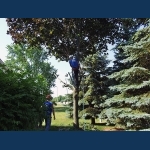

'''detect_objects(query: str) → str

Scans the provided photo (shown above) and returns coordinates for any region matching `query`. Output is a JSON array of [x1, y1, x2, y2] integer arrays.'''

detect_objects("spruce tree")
[[100, 24, 150, 130], [79, 52, 110, 125]]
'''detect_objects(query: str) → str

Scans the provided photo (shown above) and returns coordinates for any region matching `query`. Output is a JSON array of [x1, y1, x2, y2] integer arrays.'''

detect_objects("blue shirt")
[[44, 101, 52, 115], [70, 58, 79, 68]]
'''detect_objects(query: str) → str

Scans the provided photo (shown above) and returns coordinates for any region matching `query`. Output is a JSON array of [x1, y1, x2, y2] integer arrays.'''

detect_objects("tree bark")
[[91, 117, 95, 125], [57, 77, 80, 129], [73, 87, 79, 129]]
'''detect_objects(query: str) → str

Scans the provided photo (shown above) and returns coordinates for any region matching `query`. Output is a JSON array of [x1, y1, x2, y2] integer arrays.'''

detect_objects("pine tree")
[[100, 24, 150, 130], [108, 19, 148, 98], [79, 52, 110, 125]]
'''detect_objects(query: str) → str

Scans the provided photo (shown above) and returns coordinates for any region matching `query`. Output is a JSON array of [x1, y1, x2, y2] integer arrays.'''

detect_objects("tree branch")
[[57, 77, 74, 91]]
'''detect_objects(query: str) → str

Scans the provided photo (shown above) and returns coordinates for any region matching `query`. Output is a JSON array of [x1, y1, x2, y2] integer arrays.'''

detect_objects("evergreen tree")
[[100, 24, 150, 130], [109, 19, 148, 103], [79, 52, 110, 125]]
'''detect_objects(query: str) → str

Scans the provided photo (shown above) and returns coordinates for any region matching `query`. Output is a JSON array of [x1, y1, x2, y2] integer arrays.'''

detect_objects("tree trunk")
[[73, 87, 79, 129], [72, 20, 81, 129], [91, 117, 95, 125]]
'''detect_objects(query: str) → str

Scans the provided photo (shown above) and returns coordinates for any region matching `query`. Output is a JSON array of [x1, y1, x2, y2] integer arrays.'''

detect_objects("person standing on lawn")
[[44, 94, 55, 131]]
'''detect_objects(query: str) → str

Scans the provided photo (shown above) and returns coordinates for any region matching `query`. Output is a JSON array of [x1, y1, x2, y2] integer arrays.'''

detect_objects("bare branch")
[[57, 77, 74, 91]]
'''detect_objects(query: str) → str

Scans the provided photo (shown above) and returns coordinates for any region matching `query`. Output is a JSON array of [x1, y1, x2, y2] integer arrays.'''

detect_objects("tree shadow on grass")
[[36, 124, 123, 131], [94, 123, 125, 131], [37, 125, 84, 131]]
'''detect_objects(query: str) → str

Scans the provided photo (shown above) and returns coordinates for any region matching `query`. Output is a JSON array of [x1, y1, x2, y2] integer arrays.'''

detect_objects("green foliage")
[[0, 44, 57, 130], [52, 94, 73, 118], [80, 107, 100, 119], [6, 18, 147, 61], [5, 44, 57, 89], [0, 64, 41, 130], [100, 25, 150, 130], [78, 52, 110, 124], [53, 95, 67, 102]]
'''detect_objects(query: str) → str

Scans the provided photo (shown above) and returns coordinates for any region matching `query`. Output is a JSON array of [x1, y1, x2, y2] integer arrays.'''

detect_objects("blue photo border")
[[1, 0, 150, 150], [0, 0, 150, 17], [0, 131, 150, 150]]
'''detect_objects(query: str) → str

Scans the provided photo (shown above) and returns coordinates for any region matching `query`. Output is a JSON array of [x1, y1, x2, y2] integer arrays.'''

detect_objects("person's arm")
[[52, 104, 55, 120], [69, 60, 72, 67]]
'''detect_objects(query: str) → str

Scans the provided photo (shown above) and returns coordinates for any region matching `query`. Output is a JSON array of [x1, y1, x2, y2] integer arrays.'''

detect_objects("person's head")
[[69, 55, 73, 60], [46, 94, 52, 101]]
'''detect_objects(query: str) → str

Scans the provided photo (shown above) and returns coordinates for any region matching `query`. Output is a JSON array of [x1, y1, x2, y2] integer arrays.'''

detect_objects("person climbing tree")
[[69, 55, 73, 67], [69, 55, 80, 86]]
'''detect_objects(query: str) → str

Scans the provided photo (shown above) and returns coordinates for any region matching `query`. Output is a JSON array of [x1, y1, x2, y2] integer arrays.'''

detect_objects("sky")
[[0, 18, 115, 97]]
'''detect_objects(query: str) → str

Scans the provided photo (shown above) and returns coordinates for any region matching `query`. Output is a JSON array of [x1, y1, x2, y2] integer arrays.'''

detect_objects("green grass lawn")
[[41, 103, 115, 131]]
